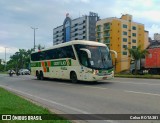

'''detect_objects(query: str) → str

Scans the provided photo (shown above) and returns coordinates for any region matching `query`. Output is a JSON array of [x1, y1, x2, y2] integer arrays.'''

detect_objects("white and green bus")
[[31, 40, 114, 82]]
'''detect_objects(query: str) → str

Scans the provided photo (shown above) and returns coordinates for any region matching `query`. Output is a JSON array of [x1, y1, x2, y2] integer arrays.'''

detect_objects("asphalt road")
[[0, 74, 160, 123]]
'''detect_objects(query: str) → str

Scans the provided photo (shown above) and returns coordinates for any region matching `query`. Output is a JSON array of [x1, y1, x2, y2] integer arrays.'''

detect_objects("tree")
[[7, 48, 34, 71], [128, 45, 149, 74]]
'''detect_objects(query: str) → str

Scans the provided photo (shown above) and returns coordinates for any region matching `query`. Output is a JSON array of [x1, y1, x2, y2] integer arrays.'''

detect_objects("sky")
[[0, 0, 160, 61]]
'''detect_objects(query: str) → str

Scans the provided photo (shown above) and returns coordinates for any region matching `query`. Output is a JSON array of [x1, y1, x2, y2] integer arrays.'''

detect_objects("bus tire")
[[39, 71, 44, 80], [70, 72, 78, 83], [36, 71, 40, 80]]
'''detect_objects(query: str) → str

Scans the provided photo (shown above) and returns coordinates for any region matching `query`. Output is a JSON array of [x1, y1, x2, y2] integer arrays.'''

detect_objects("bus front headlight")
[[93, 70, 98, 75]]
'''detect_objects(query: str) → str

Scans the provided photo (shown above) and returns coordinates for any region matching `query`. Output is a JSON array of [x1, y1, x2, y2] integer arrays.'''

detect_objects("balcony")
[[96, 28, 101, 32], [104, 38, 110, 44], [103, 33, 110, 37], [96, 35, 101, 39], [103, 23, 111, 30], [103, 26, 110, 31]]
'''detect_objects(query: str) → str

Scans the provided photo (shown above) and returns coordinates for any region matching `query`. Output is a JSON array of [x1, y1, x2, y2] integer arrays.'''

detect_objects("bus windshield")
[[74, 44, 113, 70]]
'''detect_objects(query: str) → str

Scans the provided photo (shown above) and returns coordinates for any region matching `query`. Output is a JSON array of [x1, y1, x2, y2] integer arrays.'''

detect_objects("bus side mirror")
[[80, 48, 91, 59], [110, 50, 117, 58], [130, 59, 135, 64]]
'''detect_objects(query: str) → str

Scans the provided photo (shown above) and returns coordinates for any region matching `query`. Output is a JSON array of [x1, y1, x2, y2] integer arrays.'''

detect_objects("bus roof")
[[32, 40, 107, 53]]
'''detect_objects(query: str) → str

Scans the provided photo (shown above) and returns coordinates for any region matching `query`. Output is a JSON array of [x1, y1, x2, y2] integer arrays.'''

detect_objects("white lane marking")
[[84, 86, 107, 90], [86, 86, 160, 97], [57, 83, 73, 86], [0, 85, 89, 114], [113, 81, 160, 86], [0, 85, 118, 123], [124, 90, 160, 97]]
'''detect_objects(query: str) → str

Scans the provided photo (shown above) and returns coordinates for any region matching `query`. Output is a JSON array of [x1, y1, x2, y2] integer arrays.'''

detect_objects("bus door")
[[79, 50, 90, 80]]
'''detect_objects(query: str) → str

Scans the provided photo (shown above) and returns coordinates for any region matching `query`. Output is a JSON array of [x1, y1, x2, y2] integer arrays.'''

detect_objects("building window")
[[75, 28, 78, 31], [123, 45, 127, 49], [123, 38, 127, 42], [123, 31, 127, 35], [132, 33, 136, 37], [75, 23, 78, 27], [123, 24, 127, 28], [132, 46, 136, 49], [132, 26, 136, 30], [132, 39, 136, 43], [123, 51, 127, 55]]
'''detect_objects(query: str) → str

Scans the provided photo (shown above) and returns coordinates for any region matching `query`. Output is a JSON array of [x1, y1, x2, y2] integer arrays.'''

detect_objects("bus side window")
[[66, 46, 76, 60], [57, 48, 64, 58], [39, 52, 43, 60]]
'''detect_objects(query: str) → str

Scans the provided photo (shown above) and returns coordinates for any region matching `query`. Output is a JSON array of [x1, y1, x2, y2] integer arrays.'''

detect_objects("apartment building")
[[96, 14, 149, 73], [53, 12, 99, 45]]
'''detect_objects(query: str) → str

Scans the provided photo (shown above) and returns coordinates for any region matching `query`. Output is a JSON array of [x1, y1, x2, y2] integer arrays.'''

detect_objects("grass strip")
[[0, 87, 71, 123]]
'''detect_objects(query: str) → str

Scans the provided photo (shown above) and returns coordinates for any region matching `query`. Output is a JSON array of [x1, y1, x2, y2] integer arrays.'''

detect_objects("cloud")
[[146, 24, 160, 39], [0, 0, 160, 61], [0, 46, 19, 61], [63, 0, 90, 3]]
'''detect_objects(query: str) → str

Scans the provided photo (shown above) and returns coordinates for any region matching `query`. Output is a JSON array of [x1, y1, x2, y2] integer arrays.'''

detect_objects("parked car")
[[19, 69, 30, 75]]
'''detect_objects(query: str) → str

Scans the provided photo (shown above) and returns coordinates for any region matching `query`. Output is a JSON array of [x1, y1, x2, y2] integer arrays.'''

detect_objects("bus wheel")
[[36, 71, 40, 80], [39, 72, 44, 80], [70, 72, 77, 83]]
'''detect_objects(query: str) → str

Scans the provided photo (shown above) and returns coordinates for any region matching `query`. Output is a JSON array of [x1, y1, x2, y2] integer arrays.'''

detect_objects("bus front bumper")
[[93, 72, 114, 81]]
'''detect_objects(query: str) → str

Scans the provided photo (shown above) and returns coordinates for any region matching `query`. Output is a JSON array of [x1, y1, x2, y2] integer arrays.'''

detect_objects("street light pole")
[[4, 47, 7, 71], [31, 27, 38, 50]]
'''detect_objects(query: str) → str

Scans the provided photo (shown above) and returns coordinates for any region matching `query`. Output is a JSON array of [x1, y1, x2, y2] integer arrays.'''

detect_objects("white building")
[[53, 12, 99, 45], [154, 33, 160, 40]]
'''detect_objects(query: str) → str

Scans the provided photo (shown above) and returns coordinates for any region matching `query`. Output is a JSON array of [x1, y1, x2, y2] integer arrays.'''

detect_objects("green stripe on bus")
[[51, 59, 71, 66], [31, 62, 41, 67], [47, 67, 49, 72], [31, 59, 71, 67], [45, 62, 47, 66]]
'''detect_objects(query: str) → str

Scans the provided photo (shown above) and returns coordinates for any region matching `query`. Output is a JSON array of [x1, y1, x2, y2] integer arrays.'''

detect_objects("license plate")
[[103, 77, 108, 80]]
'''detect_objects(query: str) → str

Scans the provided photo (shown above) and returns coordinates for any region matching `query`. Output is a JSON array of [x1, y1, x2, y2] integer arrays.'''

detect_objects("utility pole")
[[31, 27, 38, 50], [4, 47, 7, 71], [53, 29, 54, 45]]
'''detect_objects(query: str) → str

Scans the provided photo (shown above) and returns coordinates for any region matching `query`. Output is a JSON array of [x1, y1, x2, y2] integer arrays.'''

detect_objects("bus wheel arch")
[[70, 71, 78, 83]]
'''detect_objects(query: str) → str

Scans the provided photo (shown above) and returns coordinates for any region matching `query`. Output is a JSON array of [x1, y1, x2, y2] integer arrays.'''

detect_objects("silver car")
[[19, 69, 30, 75]]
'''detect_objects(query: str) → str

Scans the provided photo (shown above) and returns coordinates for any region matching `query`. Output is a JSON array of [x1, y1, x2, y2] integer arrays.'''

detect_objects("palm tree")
[[128, 45, 149, 74]]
